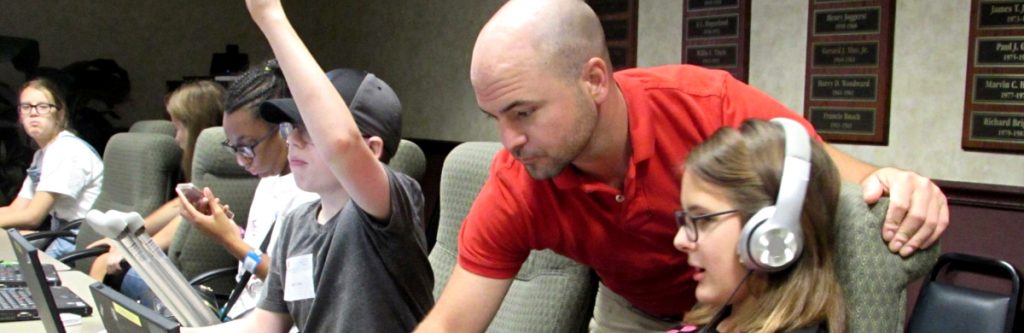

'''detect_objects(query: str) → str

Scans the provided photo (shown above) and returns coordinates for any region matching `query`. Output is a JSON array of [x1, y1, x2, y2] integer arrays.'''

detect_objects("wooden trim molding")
[[935, 179, 1024, 212]]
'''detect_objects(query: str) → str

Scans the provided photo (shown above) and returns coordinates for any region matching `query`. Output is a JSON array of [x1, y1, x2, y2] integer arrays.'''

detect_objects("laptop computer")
[[3, 229, 92, 332], [90, 282, 181, 333], [0, 261, 61, 287]]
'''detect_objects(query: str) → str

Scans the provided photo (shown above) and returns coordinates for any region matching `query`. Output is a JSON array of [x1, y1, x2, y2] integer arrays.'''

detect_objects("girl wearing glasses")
[[87, 80, 225, 281], [671, 119, 845, 333], [0, 78, 103, 257]]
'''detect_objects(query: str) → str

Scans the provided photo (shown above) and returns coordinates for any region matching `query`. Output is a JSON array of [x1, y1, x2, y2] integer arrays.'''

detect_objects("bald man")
[[417, 1, 949, 332]]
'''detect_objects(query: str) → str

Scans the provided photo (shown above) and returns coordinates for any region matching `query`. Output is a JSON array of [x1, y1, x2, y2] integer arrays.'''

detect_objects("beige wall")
[[638, 0, 1023, 187], [0, 1, 502, 142], [0, 1, 271, 126], [638, 0, 683, 67], [2, 1, 1020, 186]]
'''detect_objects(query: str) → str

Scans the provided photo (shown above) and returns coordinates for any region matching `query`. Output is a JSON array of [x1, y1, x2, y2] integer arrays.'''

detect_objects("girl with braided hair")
[[178, 59, 319, 320]]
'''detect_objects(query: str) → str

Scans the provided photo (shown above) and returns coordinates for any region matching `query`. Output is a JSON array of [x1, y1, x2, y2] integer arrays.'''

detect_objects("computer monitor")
[[89, 283, 180, 333], [8, 229, 66, 333]]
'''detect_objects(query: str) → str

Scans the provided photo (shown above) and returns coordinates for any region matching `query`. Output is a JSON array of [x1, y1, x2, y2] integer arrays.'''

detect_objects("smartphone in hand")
[[175, 183, 205, 208], [175, 183, 235, 219]]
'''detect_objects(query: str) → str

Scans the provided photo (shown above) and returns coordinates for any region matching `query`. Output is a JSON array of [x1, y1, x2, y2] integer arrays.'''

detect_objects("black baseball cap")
[[259, 68, 402, 161]]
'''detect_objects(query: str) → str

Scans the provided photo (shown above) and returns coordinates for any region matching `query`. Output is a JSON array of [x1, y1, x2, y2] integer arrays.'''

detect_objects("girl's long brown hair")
[[166, 80, 224, 181]]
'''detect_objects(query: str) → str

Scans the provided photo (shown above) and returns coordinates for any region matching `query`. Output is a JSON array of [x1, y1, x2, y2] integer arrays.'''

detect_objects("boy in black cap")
[[184, 1, 433, 331]]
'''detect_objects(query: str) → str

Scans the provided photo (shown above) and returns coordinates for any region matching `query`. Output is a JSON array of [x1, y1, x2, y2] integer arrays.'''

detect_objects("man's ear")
[[581, 57, 610, 104], [365, 136, 385, 160]]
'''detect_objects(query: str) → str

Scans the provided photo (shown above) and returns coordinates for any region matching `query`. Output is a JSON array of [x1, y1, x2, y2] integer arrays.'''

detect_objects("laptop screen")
[[89, 283, 180, 333], [8, 229, 66, 333]]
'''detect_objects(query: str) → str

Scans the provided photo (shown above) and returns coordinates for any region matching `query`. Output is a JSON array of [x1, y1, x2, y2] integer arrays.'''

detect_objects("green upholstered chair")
[[389, 139, 427, 182], [129, 119, 177, 137], [428, 142, 596, 333], [61, 132, 182, 272], [834, 183, 940, 333], [169, 127, 258, 294]]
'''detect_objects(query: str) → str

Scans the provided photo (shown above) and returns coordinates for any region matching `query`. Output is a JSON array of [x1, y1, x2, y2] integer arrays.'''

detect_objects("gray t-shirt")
[[258, 167, 434, 332]]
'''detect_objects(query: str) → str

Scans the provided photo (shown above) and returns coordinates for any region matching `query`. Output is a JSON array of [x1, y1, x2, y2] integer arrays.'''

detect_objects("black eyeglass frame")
[[17, 103, 59, 115], [221, 125, 279, 160], [675, 209, 740, 243]]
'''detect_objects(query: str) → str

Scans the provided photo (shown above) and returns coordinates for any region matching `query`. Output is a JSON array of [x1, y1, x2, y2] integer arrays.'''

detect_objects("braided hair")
[[224, 59, 289, 116]]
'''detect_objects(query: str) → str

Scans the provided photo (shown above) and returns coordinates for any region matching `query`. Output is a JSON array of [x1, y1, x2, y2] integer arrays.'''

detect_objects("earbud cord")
[[698, 269, 754, 333]]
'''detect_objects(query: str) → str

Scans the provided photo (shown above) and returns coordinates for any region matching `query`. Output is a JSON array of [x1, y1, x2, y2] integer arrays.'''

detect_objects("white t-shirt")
[[17, 131, 103, 226], [227, 173, 317, 319]]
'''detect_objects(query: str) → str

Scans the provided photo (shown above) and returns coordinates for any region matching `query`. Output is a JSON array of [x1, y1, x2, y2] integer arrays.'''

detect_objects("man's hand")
[[179, 187, 240, 243], [862, 167, 949, 257]]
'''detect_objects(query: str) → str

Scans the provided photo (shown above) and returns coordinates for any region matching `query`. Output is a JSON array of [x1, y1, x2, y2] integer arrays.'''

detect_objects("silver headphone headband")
[[737, 118, 811, 272], [770, 118, 811, 231]]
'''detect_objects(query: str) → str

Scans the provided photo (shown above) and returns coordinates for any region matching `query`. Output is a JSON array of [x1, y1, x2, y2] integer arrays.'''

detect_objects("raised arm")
[[415, 264, 513, 332], [246, 0, 392, 219]]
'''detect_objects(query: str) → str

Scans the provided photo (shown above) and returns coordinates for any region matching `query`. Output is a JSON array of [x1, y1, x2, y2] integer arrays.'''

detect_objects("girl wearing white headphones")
[[671, 119, 845, 333]]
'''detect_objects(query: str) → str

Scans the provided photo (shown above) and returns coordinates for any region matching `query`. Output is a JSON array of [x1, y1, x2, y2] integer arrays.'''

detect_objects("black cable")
[[698, 269, 755, 333], [218, 221, 275, 321]]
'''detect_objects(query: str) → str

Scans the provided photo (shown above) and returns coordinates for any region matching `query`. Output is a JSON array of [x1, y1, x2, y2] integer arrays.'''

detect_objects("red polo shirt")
[[458, 65, 817, 317]]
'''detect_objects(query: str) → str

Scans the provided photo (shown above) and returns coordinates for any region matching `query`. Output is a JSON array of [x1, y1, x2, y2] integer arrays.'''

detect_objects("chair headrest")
[[129, 120, 176, 137], [192, 127, 253, 180], [388, 139, 426, 182]]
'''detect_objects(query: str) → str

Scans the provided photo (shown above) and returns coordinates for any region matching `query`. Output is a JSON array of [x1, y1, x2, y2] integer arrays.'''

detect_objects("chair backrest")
[[73, 132, 182, 272], [129, 119, 177, 137], [388, 139, 427, 182], [428, 142, 596, 332], [168, 127, 258, 293], [907, 252, 1021, 333], [833, 183, 940, 332]]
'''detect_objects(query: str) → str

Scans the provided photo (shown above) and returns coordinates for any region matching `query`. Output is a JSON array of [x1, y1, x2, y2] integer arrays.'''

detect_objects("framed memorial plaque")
[[804, 0, 895, 144], [811, 41, 880, 68], [587, 0, 638, 69], [686, 45, 739, 67], [809, 74, 879, 102], [813, 7, 882, 35], [808, 107, 878, 136], [963, 0, 1024, 153], [683, 0, 750, 81]]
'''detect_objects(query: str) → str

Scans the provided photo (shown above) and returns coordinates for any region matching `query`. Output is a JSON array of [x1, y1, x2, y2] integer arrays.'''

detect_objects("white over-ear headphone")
[[736, 118, 812, 272]]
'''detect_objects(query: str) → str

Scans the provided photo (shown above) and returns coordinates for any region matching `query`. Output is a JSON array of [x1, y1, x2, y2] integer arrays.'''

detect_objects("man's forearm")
[[182, 308, 291, 333], [824, 143, 878, 183], [182, 316, 251, 333]]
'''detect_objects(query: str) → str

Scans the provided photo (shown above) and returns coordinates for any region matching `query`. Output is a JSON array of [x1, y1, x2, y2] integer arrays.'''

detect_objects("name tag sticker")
[[284, 254, 315, 301]]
